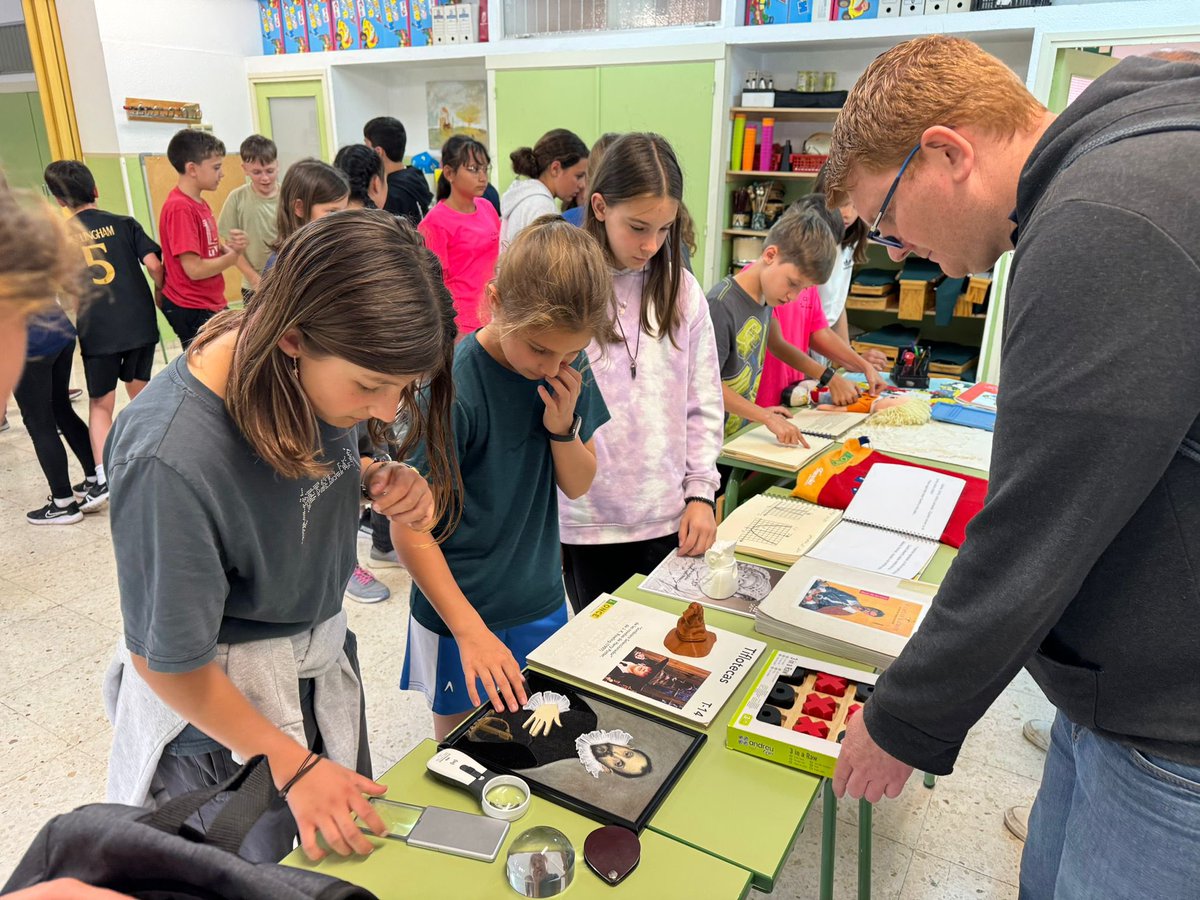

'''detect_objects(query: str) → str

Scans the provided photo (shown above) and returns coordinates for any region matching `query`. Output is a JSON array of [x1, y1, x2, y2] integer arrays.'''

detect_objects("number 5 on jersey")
[[83, 242, 115, 285]]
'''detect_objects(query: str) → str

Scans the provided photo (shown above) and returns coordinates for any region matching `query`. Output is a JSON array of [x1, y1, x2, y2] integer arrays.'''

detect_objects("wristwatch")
[[548, 414, 582, 443], [818, 366, 836, 387]]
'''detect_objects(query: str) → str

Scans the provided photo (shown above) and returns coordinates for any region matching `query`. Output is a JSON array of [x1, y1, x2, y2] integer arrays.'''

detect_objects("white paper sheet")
[[844, 464, 965, 541], [806, 521, 937, 579]]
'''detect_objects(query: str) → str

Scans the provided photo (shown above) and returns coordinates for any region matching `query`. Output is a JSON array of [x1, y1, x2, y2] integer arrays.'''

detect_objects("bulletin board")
[[141, 152, 246, 304]]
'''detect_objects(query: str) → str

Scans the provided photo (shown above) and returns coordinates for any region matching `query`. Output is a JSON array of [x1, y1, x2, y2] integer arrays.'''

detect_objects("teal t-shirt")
[[409, 334, 610, 636]]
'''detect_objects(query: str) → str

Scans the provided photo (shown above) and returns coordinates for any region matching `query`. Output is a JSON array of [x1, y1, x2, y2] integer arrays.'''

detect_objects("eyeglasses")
[[462, 163, 491, 176], [867, 144, 921, 250]]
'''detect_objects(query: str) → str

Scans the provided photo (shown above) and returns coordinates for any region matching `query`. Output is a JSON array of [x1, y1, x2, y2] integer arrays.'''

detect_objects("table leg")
[[725, 469, 742, 516], [820, 779, 836, 900], [924, 772, 937, 789], [858, 799, 872, 900]]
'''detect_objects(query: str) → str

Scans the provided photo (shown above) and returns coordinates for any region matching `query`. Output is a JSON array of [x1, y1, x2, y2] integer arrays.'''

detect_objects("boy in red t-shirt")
[[159, 129, 247, 348]]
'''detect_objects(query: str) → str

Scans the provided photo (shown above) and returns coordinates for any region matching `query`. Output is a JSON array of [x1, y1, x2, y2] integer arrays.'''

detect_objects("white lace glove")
[[522, 691, 571, 737]]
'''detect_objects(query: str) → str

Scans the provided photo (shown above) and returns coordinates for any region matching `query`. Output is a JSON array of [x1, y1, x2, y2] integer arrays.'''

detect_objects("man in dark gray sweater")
[[823, 37, 1200, 897]]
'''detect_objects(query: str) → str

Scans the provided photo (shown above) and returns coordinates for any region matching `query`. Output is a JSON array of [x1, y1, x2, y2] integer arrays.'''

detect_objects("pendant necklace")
[[613, 271, 645, 379]]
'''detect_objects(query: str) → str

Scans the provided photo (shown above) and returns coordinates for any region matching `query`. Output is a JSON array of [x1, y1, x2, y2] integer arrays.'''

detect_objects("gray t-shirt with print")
[[106, 354, 360, 674], [706, 275, 771, 436]]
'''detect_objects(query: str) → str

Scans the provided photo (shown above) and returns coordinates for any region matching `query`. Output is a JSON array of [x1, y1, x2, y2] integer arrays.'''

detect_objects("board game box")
[[727, 649, 877, 778]]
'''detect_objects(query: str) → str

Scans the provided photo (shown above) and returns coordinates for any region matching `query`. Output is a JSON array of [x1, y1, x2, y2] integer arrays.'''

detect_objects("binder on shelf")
[[741, 127, 758, 172], [731, 115, 747, 171]]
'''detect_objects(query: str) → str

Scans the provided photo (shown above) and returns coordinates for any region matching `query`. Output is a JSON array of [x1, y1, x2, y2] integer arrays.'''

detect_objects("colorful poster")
[[282, 1, 310, 53], [333, 0, 361, 50], [306, 0, 337, 52], [259, 0, 284, 55], [425, 80, 488, 150]]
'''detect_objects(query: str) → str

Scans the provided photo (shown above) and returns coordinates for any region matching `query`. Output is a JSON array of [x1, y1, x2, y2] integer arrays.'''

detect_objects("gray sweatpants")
[[152, 629, 373, 863]]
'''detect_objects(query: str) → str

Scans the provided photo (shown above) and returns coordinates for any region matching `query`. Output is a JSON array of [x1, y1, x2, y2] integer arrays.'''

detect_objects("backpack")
[[1, 755, 379, 900]]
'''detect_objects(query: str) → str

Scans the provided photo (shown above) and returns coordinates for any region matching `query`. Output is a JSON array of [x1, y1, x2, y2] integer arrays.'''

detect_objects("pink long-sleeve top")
[[558, 267, 724, 545]]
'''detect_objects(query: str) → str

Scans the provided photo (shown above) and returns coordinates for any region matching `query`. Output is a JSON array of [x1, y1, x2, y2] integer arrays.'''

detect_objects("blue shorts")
[[400, 604, 569, 716]]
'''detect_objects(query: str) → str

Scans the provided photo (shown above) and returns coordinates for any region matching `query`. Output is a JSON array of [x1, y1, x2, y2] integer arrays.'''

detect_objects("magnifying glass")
[[427, 748, 531, 821]]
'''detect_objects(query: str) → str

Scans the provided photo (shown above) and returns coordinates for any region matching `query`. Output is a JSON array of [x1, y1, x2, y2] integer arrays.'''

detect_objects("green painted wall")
[[494, 61, 716, 278], [0, 91, 52, 193]]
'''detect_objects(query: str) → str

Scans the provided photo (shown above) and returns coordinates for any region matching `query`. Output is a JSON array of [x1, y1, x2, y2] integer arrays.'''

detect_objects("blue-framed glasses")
[[867, 144, 921, 250]]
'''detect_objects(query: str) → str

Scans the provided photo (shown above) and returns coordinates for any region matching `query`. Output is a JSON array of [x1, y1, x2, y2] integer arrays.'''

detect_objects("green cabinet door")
[[492, 67, 600, 196], [598, 62, 716, 278]]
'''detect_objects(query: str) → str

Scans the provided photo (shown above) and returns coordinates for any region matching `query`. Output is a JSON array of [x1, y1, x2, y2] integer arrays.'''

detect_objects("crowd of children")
[[2, 111, 887, 867]]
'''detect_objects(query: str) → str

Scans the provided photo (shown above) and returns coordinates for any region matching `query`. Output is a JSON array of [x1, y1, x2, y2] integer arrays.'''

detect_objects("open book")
[[755, 558, 938, 669], [526, 594, 765, 728], [802, 464, 965, 579], [716, 494, 842, 566], [722, 427, 833, 472]]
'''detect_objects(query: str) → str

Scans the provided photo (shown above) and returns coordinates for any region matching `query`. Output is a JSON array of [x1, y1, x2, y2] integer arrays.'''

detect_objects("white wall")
[[58, 0, 120, 153], [60, 0, 260, 156], [329, 59, 487, 159], [0, 0, 22, 24]]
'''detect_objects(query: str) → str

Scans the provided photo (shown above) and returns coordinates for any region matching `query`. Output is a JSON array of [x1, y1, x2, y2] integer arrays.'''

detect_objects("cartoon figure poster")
[[333, 0, 361, 50], [306, 0, 337, 52]]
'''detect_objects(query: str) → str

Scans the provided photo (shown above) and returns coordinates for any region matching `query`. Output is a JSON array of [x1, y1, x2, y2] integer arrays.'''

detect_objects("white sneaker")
[[1004, 805, 1030, 842], [1023, 719, 1052, 753]]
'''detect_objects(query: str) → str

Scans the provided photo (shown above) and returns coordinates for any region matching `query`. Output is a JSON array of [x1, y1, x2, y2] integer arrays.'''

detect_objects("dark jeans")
[[561, 533, 679, 614], [13, 340, 95, 499], [152, 630, 373, 863], [161, 297, 220, 349], [371, 509, 394, 554]]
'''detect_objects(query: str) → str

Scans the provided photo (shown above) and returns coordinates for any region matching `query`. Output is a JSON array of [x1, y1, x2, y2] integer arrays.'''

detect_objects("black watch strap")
[[548, 414, 582, 443], [818, 366, 836, 387]]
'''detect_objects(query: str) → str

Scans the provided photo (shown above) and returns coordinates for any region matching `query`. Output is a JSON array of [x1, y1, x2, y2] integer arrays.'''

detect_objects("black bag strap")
[[144, 754, 279, 854]]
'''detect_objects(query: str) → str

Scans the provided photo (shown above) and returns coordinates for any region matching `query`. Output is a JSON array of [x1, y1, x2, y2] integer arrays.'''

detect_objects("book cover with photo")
[[756, 559, 937, 669], [527, 595, 766, 727]]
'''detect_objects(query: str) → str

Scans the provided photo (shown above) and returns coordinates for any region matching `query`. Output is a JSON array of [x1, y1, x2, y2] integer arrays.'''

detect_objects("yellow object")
[[870, 397, 931, 427], [22, 0, 81, 160]]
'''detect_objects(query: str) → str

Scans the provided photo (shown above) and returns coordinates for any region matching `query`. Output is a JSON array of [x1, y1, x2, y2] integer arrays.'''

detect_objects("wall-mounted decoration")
[[426, 80, 488, 151], [124, 98, 203, 125]]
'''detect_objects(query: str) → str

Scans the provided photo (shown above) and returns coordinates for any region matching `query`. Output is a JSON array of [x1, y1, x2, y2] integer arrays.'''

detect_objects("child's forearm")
[[390, 522, 488, 639], [549, 436, 597, 500], [235, 254, 261, 287], [131, 655, 311, 790], [810, 328, 871, 373], [179, 249, 238, 281], [765, 326, 826, 379], [722, 384, 770, 424]]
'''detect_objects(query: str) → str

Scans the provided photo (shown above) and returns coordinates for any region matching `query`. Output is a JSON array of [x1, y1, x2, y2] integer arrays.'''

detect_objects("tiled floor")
[[0, 347, 1052, 896]]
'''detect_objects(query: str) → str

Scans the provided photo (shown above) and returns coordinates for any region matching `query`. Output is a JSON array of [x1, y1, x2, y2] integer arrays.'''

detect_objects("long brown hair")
[[492, 214, 617, 346], [0, 180, 85, 317], [193, 209, 460, 530], [271, 158, 350, 250], [583, 132, 685, 347]]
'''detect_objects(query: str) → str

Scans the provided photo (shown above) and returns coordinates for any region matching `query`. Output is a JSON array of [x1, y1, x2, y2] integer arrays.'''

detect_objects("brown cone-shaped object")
[[664, 601, 717, 657]]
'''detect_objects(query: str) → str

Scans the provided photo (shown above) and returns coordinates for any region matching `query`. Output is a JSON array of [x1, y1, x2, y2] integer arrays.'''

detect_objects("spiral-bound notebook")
[[804, 464, 965, 579], [716, 494, 842, 566], [786, 409, 871, 439]]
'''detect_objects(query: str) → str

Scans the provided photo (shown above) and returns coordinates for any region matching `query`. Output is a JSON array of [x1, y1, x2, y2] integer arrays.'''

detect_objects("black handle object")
[[143, 754, 280, 854]]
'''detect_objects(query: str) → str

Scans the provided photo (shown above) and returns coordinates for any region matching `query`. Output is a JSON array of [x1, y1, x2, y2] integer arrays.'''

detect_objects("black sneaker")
[[27, 498, 83, 525], [72, 478, 96, 501], [79, 481, 109, 512]]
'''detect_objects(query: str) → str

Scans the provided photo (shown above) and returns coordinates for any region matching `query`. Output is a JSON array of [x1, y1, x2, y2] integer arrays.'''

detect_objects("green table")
[[284, 738, 753, 899], [600, 579, 875, 895]]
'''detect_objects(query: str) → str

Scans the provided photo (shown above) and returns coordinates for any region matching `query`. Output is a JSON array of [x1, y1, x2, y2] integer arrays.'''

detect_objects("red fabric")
[[795, 440, 987, 549], [159, 187, 226, 311]]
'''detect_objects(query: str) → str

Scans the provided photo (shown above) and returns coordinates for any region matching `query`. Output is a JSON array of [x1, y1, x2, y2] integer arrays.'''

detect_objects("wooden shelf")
[[849, 306, 988, 321], [723, 228, 769, 238], [725, 170, 818, 180], [730, 107, 840, 121]]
